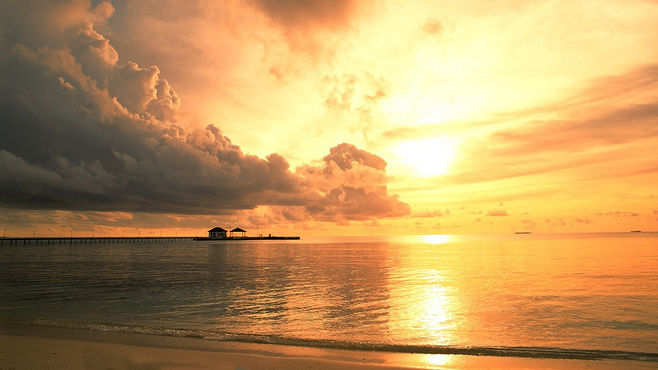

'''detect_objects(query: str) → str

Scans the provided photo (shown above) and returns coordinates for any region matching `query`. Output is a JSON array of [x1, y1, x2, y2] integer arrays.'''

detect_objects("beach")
[[2, 323, 655, 370]]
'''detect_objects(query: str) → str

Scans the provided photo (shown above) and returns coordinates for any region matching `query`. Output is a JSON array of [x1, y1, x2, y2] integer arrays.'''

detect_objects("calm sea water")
[[1, 233, 657, 362]]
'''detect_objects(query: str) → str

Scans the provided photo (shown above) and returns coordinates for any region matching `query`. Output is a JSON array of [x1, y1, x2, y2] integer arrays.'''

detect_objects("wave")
[[10, 318, 658, 363]]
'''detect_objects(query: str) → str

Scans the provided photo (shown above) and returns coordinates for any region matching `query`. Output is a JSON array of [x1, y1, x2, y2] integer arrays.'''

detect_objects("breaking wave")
[[11, 318, 658, 363]]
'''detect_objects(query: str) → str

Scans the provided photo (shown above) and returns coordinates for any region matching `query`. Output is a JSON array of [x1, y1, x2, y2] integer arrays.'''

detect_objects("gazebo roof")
[[231, 227, 246, 232], [208, 227, 227, 232]]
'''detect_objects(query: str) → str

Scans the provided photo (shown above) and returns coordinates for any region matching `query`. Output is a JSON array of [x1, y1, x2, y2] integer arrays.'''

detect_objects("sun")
[[395, 138, 456, 177]]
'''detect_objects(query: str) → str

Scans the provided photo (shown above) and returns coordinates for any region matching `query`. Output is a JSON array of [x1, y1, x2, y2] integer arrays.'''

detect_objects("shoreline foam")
[[2, 322, 657, 369], [5, 318, 658, 363]]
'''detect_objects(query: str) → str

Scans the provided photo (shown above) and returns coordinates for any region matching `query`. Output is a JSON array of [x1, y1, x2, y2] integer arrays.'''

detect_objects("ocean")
[[1, 233, 657, 365]]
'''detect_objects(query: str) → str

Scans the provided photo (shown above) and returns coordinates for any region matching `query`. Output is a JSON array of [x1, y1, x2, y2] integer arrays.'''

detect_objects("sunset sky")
[[1, 0, 657, 237]]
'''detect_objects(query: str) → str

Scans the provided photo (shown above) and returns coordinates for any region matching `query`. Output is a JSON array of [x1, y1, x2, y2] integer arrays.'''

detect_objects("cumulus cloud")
[[296, 144, 410, 222], [320, 143, 387, 172], [248, 0, 357, 32], [0, 0, 408, 223], [58, 76, 76, 90]]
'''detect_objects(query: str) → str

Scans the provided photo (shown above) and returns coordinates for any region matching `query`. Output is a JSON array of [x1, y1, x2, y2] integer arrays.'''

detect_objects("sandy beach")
[[1, 323, 654, 370]]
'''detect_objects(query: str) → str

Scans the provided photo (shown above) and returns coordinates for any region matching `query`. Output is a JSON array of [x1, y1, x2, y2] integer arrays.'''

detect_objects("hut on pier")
[[208, 227, 228, 239], [230, 227, 247, 238]]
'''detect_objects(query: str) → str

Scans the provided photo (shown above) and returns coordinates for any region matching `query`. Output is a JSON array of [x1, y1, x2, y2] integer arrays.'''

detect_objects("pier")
[[0, 235, 300, 245], [0, 236, 196, 245], [196, 236, 301, 241]]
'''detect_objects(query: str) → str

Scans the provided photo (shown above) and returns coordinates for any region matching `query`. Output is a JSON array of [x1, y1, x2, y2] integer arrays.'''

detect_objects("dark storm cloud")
[[0, 0, 408, 221]]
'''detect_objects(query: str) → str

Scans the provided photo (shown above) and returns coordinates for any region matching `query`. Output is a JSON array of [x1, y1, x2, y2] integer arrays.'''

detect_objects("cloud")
[[421, 18, 444, 37], [323, 72, 391, 142], [521, 219, 537, 228], [595, 211, 640, 217], [296, 144, 410, 222], [412, 209, 444, 218], [0, 0, 408, 224], [320, 143, 387, 172], [489, 65, 658, 154], [245, 0, 373, 56], [58, 76, 76, 90], [486, 210, 509, 217], [248, 0, 357, 32], [381, 63, 658, 192]]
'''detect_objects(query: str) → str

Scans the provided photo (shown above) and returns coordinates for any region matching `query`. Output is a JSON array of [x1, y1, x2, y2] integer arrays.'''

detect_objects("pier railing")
[[0, 237, 197, 245]]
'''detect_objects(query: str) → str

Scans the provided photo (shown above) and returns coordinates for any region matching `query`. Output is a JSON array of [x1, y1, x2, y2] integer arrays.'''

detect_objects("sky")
[[1, 0, 658, 237]]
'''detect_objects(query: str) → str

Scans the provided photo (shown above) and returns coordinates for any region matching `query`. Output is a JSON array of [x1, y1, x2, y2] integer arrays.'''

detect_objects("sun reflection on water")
[[416, 273, 455, 344], [423, 234, 450, 245], [424, 354, 455, 367], [388, 237, 459, 348]]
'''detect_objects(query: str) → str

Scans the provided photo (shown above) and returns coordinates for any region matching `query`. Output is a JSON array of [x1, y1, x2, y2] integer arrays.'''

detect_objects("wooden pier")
[[196, 236, 301, 241], [0, 236, 196, 245], [0, 235, 300, 245]]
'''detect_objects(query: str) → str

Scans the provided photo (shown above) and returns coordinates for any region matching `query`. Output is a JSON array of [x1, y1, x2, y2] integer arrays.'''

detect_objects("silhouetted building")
[[230, 227, 246, 238], [208, 227, 227, 239]]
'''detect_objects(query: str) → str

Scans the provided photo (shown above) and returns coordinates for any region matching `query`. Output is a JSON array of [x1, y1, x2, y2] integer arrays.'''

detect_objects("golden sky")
[[1, 0, 657, 236]]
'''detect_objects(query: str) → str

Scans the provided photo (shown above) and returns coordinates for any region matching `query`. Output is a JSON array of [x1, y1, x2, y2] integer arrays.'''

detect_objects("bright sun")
[[395, 138, 456, 177]]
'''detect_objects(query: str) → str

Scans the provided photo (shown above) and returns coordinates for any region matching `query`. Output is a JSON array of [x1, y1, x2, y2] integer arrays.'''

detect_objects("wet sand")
[[1, 323, 654, 369]]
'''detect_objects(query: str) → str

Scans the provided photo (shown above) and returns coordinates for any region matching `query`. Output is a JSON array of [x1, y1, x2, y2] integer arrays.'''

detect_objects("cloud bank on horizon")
[[0, 0, 409, 230]]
